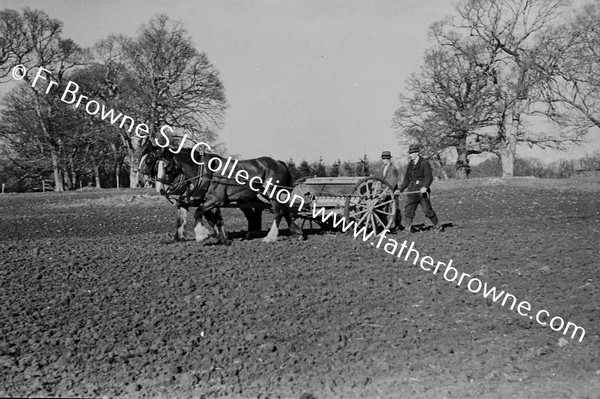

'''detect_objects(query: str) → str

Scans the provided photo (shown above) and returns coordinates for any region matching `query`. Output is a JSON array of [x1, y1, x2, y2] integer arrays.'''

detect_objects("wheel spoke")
[[373, 199, 395, 209], [357, 211, 370, 226], [374, 212, 386, 228], [348, 178, 397, 232], [375, 209, 394, 217], [351, 207, 370, 218], [380, 191, 392, 200]]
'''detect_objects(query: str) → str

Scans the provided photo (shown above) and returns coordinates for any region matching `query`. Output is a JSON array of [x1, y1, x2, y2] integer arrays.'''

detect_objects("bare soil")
[[1, 177, 599, 398]]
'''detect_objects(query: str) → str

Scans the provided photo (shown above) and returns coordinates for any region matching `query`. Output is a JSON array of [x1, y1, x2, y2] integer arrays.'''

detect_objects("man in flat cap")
[[398, 144, 442, 232], [378, 151, 403, 231]]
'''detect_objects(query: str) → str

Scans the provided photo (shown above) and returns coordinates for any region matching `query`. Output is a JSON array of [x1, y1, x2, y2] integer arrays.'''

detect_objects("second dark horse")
[[141, 142, 304, 245]]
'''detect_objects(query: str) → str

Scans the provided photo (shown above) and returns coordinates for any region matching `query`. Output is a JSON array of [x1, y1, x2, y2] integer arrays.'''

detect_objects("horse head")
[[138, 140, 181, 195], [138, 140, 159, 177]]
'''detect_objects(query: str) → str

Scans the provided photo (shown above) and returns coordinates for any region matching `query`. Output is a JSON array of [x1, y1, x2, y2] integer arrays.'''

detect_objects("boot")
[[393, 213, 402, 232], [430, 216, 442, 233]]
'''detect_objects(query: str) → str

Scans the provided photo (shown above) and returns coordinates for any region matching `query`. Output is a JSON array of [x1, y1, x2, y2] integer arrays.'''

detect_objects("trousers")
[[394, 197, 402, 228], [404, 192, 438, 225]]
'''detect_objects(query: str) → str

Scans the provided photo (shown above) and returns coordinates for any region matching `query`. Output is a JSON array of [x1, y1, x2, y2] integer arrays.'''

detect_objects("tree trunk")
[[440, 167, 448, 180], [115, 161, 121, 189], [499, 105, 521, 178], [431, 157, 448, 180], [455, 137, 470, 179], [95, 166, 101, 188], [58, 138, 69, 190], [89, 153, 102, 188], [129, 160, 138, 188], [69, 156, 77, 189], [498, 149, 514, 178], [116, 133, 141, 189], [127, 139, 142, 189], [50, 149, 65, 191]]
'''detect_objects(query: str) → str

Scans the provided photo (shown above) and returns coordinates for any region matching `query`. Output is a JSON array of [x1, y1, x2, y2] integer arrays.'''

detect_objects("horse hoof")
[[244, 231, 260, 240], [262, 237, 276, 243], [195, 235, 210, 243], [222, 240, 232, 246]]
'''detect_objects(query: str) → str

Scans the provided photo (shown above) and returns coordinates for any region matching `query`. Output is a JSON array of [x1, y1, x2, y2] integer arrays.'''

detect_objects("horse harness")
[[161, 160, 293, 208]]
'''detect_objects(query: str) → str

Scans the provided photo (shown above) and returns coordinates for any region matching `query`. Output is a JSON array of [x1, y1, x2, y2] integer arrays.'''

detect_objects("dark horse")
[[139, 141, 304, 244], [138, 144, 246, 244]]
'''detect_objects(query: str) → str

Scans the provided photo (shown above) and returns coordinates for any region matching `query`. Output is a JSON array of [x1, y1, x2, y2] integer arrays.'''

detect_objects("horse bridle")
[[146, 149, 210, 202], [139, 150, 176, 184]]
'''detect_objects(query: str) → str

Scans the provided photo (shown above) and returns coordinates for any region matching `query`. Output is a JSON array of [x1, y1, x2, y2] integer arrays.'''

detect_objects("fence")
[[41, 179, 55, 192]]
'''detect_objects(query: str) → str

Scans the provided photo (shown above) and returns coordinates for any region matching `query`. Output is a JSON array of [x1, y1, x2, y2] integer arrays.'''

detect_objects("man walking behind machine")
[[378, 151, 403, 232], [398, 144, 443, 233]]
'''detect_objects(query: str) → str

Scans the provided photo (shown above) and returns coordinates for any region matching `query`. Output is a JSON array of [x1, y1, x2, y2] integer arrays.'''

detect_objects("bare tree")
[[0, 86, 51, 175], [107, 15, 228, 187], [0, 8, 86, 190], [66, 63, 131, 188], [394, 42, 500, 178], [1, 10, 227, 190], [540, 2, 600, 132], [433, 0, 582, 178], [0, 83, 83, 188], [88, 35, 143, 187]]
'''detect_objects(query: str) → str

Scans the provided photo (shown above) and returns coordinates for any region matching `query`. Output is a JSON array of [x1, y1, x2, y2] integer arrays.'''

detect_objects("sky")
[[1, 0, 598, 164]]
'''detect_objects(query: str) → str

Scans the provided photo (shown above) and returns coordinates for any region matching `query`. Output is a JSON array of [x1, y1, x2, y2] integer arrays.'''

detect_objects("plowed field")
[[1, 177, 599, 398]]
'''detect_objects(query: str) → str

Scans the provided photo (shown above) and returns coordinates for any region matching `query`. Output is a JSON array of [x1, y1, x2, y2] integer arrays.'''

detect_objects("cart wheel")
[[344, 177, 396, 234]]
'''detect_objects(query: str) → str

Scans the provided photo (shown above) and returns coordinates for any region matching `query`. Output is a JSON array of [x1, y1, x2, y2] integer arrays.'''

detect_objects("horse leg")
[[284, 212, 305, 240], [263, 203, 283, 243], [207, 208, 231, 245], [241, 208, 263, 240], [241, 208, 259, 240], [175, 205, 189, 241], [255, 207, 263, 232], [203, 209, 220, 239], [251, 208, 263, 238], [193, 205, 217, 243]]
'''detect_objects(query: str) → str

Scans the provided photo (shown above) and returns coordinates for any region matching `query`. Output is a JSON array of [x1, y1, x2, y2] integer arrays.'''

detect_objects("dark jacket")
[[399, 156, 433, 192], [377, 163, 400, 190]]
